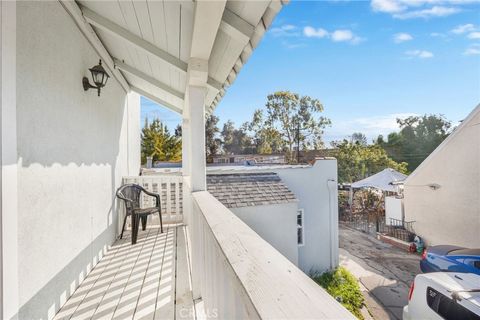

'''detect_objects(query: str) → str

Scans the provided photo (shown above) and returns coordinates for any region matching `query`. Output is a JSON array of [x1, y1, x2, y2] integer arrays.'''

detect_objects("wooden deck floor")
[[54, 225, 195, 320]]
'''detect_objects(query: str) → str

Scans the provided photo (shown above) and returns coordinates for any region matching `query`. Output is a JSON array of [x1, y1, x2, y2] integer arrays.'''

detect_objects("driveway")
[[339, 223, 421, 320]]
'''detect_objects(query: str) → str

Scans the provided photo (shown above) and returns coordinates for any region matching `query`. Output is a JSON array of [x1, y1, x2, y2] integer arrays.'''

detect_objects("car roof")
[[447, 248, 480, 256], [420, 273, 480, 309]]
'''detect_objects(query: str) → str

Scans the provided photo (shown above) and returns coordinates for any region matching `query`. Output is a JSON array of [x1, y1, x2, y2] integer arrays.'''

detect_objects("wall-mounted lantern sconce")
[[83, 59, 109, 96], [428, 183, 441, 190]]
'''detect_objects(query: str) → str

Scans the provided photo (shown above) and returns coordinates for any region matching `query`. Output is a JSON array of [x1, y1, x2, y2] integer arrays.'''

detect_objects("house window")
[[297, 209, 304, 246]]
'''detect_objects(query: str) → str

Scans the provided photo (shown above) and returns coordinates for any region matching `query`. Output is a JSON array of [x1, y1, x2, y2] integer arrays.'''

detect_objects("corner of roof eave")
[[206, 0, 287, 115]]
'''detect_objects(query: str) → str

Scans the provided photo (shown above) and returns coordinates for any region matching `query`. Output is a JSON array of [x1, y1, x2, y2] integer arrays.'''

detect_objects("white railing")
[[189, 190, 355, 319], [122, 174, 183, 223]]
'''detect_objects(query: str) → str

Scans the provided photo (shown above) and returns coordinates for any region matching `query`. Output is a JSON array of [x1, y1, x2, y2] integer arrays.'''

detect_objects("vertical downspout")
[[327, 179, 338, 270]]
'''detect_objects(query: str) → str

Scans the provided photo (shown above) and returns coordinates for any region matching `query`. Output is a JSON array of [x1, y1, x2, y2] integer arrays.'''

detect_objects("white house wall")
[[404, 106, 480, 248], [16, 2, 139, 319], [230, 202, 299, 265], [272, 159, 339, 274]]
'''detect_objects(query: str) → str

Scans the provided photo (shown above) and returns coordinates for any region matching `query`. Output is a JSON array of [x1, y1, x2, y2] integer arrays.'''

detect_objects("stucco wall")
[[385, 196, 403, 224], [230, 202, 299, 265], [404, 106, 480, 248], [273, 159, 338, 274], [16, 2, 140, 319]]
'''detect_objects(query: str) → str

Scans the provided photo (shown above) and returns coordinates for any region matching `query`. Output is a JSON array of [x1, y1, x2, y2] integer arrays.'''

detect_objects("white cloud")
[[393, 6, 461, 19], [371, 0, 406, 13], [406, 50, 434, 58], [270, 24, 300, 37], [303, 27, 364, 44], [324, 113, 419, 143], [467, 32, 480, 39], [331, 29, 364, 44], [464, 47, 480, 55], [331, 30, 353, 41], [451, 23, 476, 34], [303, 26, 329, 38], [371, 0, 469, 19], [464, 43, 480, 55], [394, 32, 413, 43]]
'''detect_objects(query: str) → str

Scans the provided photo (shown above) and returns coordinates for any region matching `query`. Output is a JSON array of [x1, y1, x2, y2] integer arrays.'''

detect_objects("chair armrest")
[[117, 194, 133, 204], [142, 189, 161, 208]]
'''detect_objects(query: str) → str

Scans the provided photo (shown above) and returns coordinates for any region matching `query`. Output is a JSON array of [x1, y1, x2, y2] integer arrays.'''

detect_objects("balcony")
[[3, 1, 354, 319], [53, 225, 193, 320], [50, 175, 354, 320]]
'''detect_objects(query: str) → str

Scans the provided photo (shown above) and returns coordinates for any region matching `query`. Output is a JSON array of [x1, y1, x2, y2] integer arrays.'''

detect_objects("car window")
[[474, 261, 480, 270], [448, 249, 480, 256], [426, 287, 480, 320], [462, 258, 480, 270]]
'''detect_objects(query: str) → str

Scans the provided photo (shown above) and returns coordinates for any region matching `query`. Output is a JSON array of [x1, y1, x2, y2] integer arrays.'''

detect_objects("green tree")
[[350, 132, 367, 146], [221, 120, 252, 154], [141, 118, 181, 164], [332, 140, 408, 183], [377, 114, 451, 172], [247, 109, 284, 154], [205, 115, 222, 162], [262, 91, 331, 163]]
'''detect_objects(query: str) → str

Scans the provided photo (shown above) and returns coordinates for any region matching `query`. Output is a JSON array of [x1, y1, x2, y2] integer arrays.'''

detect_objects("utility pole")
[[296, 123, 300, 164]]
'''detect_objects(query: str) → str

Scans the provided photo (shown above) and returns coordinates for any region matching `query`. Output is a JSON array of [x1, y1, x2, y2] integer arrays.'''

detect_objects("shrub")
[[312, 267, 365, 319]]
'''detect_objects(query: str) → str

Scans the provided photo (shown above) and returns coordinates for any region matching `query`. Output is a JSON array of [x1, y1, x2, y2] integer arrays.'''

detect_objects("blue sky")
[[141, 0, 480, 144]]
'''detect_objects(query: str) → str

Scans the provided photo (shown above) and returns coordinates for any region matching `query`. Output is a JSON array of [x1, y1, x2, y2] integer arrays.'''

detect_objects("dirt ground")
[[339, 223, 421, 320]]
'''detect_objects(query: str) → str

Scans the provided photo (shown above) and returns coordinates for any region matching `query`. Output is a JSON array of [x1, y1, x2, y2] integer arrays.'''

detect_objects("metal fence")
[[341, 214, 386, 236], [341, 214, 416, 242], [386, 218, 416, 242]]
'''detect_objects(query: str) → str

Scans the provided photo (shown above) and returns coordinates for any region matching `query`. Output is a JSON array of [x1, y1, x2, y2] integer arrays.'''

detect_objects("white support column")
[[184, 59, 208, 301], [186, 0, 225, 303], [185, 58, 208, 192], [188, 86, 207, 192], [127, 92, 141, 175], [0, 1, 19, 319], [182, 118, 191, 178]]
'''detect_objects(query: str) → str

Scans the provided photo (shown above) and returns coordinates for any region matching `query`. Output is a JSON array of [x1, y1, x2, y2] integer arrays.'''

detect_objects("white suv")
[[403, 272, 480, 320]]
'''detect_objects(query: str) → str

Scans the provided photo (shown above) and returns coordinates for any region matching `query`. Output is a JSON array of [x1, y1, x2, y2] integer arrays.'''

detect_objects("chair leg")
[[141, 215, 147, 231], [132, 215, 140, 245], [159, 211, 163, 233], [120, 214, 128, 239]]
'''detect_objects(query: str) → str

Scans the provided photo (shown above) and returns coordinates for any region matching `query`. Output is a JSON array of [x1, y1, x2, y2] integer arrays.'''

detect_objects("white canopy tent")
[[351, 168, 407, 192], [348, 168, 407, 214]]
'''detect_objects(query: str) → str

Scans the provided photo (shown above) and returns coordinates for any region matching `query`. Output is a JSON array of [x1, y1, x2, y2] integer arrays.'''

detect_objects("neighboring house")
[[404, 105, 480, 248], [208, 158, 339, 273], [207, 173, 300, 265], [212, 153, 286, 164], [297, 149, 338, 164]]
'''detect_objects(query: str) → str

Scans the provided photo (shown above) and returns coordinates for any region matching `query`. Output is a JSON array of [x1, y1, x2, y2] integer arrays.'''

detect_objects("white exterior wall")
[[385, 196, 403, 224], [404, 106, 480, 248], [1, 1, 19, 318], [272, 159, 339, 274], [230, 202, 299, 265], [15, 2, 140, 319]]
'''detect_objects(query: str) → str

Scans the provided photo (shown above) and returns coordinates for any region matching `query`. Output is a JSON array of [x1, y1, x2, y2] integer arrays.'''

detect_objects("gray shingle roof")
[[207, 173, 297, 208]]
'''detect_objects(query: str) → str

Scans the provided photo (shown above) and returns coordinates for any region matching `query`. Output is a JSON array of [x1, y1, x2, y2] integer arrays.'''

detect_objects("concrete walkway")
[[339, 223, 421, 320]]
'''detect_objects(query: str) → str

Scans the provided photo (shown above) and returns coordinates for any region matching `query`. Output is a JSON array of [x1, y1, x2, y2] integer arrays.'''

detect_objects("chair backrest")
[[116, 184, 144, 211]]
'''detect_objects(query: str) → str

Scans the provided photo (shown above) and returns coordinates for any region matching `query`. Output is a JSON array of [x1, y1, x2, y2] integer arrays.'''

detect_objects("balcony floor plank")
[[54, 225, 194, 320], [153, 225, 177, 320]]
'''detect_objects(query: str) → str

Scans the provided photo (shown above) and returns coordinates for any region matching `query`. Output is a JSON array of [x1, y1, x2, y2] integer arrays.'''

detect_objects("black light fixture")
[[83, 59, 110, 96]]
